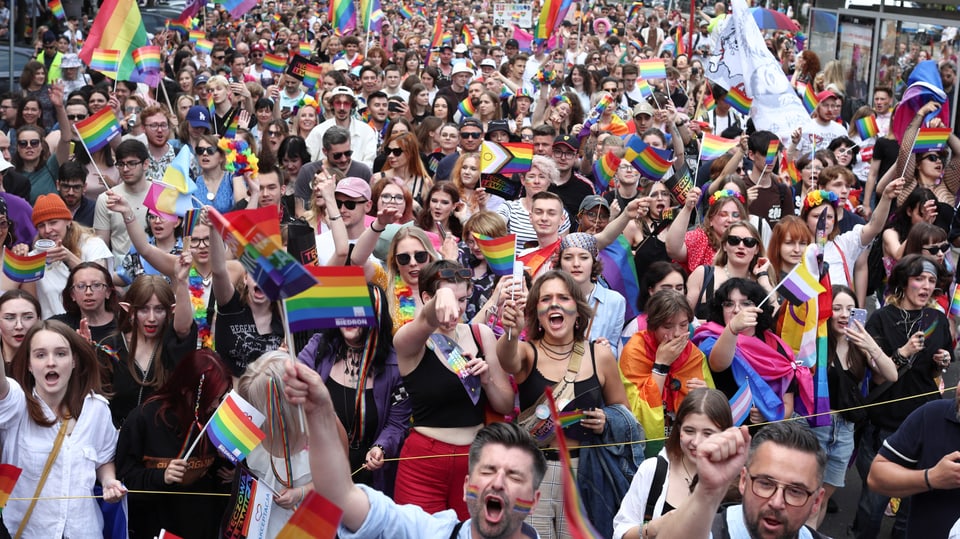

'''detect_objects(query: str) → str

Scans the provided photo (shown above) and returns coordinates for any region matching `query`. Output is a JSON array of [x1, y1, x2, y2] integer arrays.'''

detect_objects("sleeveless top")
[[402, 326, 486, 428], [518, 342, 603, 411]]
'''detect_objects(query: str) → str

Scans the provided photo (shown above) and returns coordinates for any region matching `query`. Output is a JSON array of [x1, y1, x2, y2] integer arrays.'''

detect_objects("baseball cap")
[[480, 58, 497, 70], [42, 31, 56, 44], [333, 59, 350, 71], [579, 195, 610, 213], [330, 86, 356, 100], [186, 106, 212, 129], [453, 43, 468, 54], [816, 90, 839, 103], [251, 43, 266, 53], [194, 74, 210, 85], [485, 119, 510, 139], [633, 101, 656, 118], [335, 177, 371, 200], [553, 134, 580, 152], [505, 38, 519, 48], [451, 63, 473, 76], [460, 117, 483, 130]]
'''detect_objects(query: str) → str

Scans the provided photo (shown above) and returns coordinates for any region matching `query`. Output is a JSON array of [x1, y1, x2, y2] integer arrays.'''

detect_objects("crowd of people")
[[2, 0, 960, 537]]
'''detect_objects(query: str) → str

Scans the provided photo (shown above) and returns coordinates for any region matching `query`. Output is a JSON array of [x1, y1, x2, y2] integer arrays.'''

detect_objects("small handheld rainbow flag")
[[458, 97, 476, 117], [499, 142, 534, 175], [624, 135, 673, 180], [949, 284, 960, 318], [912, 127, 951, 154], [765, 139, 780, 168], [285, 265, 377, 331], [473, 233, 516, 276], [782, 154, 800, 186], [205, 390, 267, 464], [699, 133, 739, 161], [593, 151, 621, 190], [50, 0, 66, 19], [188, 30, 204, 43], [276, 491, 343, 539], [462, 25, 477, 45], [701, 90, 716, 112], [224, 114, 240, 139], [183, 209, 202, 236], [3, 249, 46, 283], [298, 42, 313, 57], [637, 59, 667, 79], [195, 39, 214, 56], [302, 62, 323, 91], [855, 116, 880, 140], [262, 53, 287, 74], [800, 83, 819, 115], [636, 78, 653, 100], [73, 107, 121, 154], [0, 464, 22, 509], [724, 86, 753, 116], [132, 45, 162, 73], [165, 18, 191, 34], [89, 48, 120, 76], [398, 4, 415, 18]]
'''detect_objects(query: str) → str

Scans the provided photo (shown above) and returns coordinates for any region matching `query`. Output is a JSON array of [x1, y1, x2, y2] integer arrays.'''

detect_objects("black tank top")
[[403, 326, 486, 428], [518, 342, 604, 411]]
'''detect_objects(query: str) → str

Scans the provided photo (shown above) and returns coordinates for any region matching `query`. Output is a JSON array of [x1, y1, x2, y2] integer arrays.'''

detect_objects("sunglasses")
[[923, 153, 945, 163], [385, 147, 403, 156], [438, 268, 473, 280], [196, 146, 218, 156], [726, 235, 759, 248], [330, 150, 353, 160], [17, 139, 40, 148], [66, 114, 87, 121], [396, 251, 429, 265], [924, 242, 951, 255], [335, 199, 360, 210], [460, 132, 482, 139]]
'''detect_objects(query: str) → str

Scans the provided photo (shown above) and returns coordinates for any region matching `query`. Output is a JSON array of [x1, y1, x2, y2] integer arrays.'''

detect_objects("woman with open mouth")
[[0, 290, 40, 375], [117, 211, 184, 286], [0, 320, 126, 537], [51, 262, 119, 344], [499, 270, 629, 539]]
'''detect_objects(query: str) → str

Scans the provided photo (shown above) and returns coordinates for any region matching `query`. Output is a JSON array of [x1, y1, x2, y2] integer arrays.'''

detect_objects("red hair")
[[145, 349, 232, 437]]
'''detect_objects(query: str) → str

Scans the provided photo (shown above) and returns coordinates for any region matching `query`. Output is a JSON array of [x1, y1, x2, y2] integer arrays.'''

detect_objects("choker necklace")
[[539, 340, 575, 361]]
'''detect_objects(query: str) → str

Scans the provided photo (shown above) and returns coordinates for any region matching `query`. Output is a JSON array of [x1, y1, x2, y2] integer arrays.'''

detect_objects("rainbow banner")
[[286, 265, 376, 331], [593, 151, 621, 191], [276, 491, 343, 539], [724, 86, 753, 116], [188, 30, 204, 43], [224, 114, 239, 139], [205, 390, 266, 464], [79, 0, 149, 82], [195, 39, 213, 56], [161, 145, 197, 194], [2, 250, 45, 283], [637, 59, 667, 79], [89, 48, 121, 76], [600, 235, 640, 321], [330, 0, 357, 36], [544, 387, 604, 538], [302, 62, 323, 92], [50, 0, 66, 19], [473, 233, 516, 276], [73, 107, 121, 154], [425, 12, 444, 65], [855, 115, 880, 140], [699, 133, 739, 161], [801, 83, 819, 115], [518, 239, 561, 277], [765, 139, 780, 168], [912, 127, 951, 154], [143, 182, 195, 219], [262, 53, 287, 74], [208, 207, 318, 301], [624, 135, 673, 180]]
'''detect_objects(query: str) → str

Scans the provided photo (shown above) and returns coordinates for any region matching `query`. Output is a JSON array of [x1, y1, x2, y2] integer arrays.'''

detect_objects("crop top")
[[518, 342, 604, 411]]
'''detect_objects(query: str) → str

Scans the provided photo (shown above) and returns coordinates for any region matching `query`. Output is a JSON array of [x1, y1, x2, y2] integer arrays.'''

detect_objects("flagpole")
[[182, 408, 217, 460], [159, 75, 175, 117], [71, 125, 113, 193], [280, 298, 308, 435]]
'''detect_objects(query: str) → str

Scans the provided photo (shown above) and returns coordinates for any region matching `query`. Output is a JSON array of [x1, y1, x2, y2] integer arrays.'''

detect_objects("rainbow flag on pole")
[[637, 59, 667, 79], [765, 139, 780, 168], [458, 97, 476, 117], [912, 127, 951, 154], [949, 284, 960, 318], [624, 135, 673, 180], [262, 53, 287, 74], [534, 0, 573, 42], [855, 116, 880, 140], [50, 0, 66, 19], [636, 78, 653, 100], [165, 18, 191, 34], [276, 491, 343, 539], [473, 234, 516, 276], [2, 250, 45, 283], [329, 0, 357, 36], [78, 0, 149, 82], [73, 107, 121, 154], [89, 49, 121, 77], [205, 391, 266, 464], [800, 83, 820, 115], [701, 89, 716, 112], [724, 86, 753, 116], [195, 39, 213, 55], [593, 151, 621, 191], [0, 465, 22, 509], [285, 265, 377, 331], [499, 142, 534, 174], [188, 30, 204, 43], [699, 133, 739, 161], [131, 45, 162, 86]]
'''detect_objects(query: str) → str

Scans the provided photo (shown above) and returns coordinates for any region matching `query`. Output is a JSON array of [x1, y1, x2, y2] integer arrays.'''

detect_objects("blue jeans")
[[853, 423, 909, 539]]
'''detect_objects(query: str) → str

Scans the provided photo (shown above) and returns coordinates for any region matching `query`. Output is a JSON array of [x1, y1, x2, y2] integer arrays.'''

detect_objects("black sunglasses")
[[460, 132, 482, 139], [396, 251, 429, 265], [385, 147, 403, 156], [196, 146, 218, 155], [438, 268, 472, 280], [17, 139, 40, 148], [726, 235, 759, 248], [923, 153, 945, 163], [924, 242, 951, 255], [66, 114, 87, 121], [335, 199, 360, 210], [330, 150, 353, 159]]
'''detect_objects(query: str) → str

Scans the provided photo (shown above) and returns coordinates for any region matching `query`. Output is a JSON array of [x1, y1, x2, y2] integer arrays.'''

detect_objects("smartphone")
[[848, 308, 867, 328], [388, 101, 401, 113], [281, 106, 291, 115]]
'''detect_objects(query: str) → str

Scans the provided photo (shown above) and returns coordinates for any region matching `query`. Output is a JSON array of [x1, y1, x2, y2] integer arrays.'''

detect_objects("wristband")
[[371, 223, 386, 233], [651, 363, 670, 376], [755, 271, 769, 278], [925, 468, 934, 490], [328, 214, 342, 221]]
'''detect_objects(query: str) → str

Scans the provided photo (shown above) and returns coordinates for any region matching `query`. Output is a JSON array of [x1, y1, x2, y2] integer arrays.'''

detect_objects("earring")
[[575, 318, 581, 330]]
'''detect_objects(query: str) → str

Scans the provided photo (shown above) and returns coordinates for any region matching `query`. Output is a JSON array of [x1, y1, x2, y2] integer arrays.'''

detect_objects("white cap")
[[453, 43, 468, 54], [333, 59, 350, 71], [451, 63, 473, 76]]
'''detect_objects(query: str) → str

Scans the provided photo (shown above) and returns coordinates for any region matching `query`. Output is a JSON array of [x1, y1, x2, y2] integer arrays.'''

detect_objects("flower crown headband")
[[803, 190, 839, 213], [709, 189, 746, 206]]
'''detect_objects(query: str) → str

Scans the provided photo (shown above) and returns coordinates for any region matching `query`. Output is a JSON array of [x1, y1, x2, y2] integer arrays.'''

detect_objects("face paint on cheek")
[[466, 485, 480, 500], [514, 498, 535, 515]]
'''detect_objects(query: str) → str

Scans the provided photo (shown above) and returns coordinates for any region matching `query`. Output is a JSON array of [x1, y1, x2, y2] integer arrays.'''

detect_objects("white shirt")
[[796, 119, 848, 157], [304, 119, 378, 169], [94, 181, 150, 263], [825, 224, 869, 289], [613, 449, 672, 539], [38, 235, 112, 318], [246, 447, 312, 539], [0, 383, 118, 539]]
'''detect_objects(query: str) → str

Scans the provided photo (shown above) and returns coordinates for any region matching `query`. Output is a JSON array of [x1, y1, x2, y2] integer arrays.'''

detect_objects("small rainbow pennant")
[[724, 86, 753, 116], [765, 139, 780, 168], [855, 116, 880, 140]]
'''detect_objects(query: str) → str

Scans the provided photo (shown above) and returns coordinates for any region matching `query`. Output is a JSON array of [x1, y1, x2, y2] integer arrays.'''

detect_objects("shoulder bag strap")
[[15, 418, 69, 539], [448, 520, 466, 539], [643, 455, 670, 522]]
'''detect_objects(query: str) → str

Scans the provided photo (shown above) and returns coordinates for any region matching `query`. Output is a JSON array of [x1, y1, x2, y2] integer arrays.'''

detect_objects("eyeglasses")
[[332, 100, 353, 108], [116, 160, 143, 169], [190, 237, 211, 247], [196, 146, 218, 156], [722, 299, 756, 310], [385, 147, 404, 156], [72, 283, 109, 293], [553, 150, 576, 159], [651, 191, 671, 199], [396, 251, 430, 265], [726, 235, 759, 248], [66, 114, 87, 121], [335, 199, 360, 210], [251, 52, 264, 57], [746, 473, 815, 507], [17, 139, 40, 148], [145, 123, 169, 131], [923, 154, 945, 163], [58, 183, 84, 192], [924, 242, 951, 255], [380, 193, 404, 203], [460, 132, 482, 139], [438, 267, 472, 280]]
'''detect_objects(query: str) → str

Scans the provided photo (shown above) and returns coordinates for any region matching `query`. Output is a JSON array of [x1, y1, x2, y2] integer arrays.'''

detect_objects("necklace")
[[341, 344, 366, 386], [679, 455, 696, 486], [897, 307, 922, 339], [539, 340, 575, 361], [189, 267, 214, 349]]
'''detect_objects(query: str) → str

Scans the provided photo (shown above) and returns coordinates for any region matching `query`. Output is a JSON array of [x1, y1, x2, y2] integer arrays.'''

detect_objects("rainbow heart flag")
[[637, 59, 667, 79], [593, 151, 621, 191], [473, 233, 516, 276], [262, 53, 287, 74], [855, 115, 880, 140], [276, 491, 343, 539], [912, 127, 951, 154], [89, 48, 121, 76], [2, 250, 44, 283], [285, 265, 376, 331], [73, 107, 121, 154], [50, 0, 66, 19], [205, 390, 266, 464], [800, 83, 819, 115], [0, 464, 21, 509], [624, 135, 673, 180], [699, 133, 738, 161], [765, 139, 780, 168], [458, 97, 476, 117], [724, 86, 753, 116]]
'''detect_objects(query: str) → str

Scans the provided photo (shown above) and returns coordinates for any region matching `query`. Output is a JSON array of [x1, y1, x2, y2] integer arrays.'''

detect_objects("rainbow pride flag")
[[73, 107, 121, 154], [398, 4, 415, 18], [286, 265, 376, 331], [855, 116, 880, 140], [699, 133, 738, 161], [50, 0, 66, 19], [949, 284, 960, 318], [78, 0, 149, 82], [276, 491, 343, 539], [2, 250, 45, 283], [702, 90, 716, 112], [624, 135, 673, 180], [462, 26, 477, 45], [912, 127, 951, 154], [782, 154, 800, 185], [165, 18, 191, 34], [500, 142, 534, 174], [302, 62, 323, 91], [195, 39, 213, 55], [132, 45, 161, 73], [724, 86, 753, 116], [262, 53, 287, 74], [473, 234, 516, 276], [0, 464, 21, 509], [206, 390, 266, 464], [535, 0, 573, 42], [298, 42, 313, 57], [188, 30, 204, 43], [89, 49, 120, 76], [330, 0, 357, 36], [801, 83, 819, 115], [183, 209, 202, 236], [458, 97, 476, 117], [765, 139, 780, 168], [593, 151, 621, 191], [224, 114, 239, 139], [637, 59, 667, 79], [636, 78, 653, 100]]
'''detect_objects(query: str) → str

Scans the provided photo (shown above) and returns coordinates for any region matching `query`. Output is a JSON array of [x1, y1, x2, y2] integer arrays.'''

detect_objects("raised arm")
[[105, 192, 178, 277], [207, 211, 235, 307], [52, 84, 71, 165], [393, 287, 459, 366], [595, 198, 640, 250], [860, 177, 903, 246], [172, 252, 196, 338], [664, 186, 701, 263]]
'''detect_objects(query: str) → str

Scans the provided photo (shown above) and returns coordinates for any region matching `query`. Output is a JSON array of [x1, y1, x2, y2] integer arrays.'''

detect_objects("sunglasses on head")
[[726, 235, 759, 248], [335, 199, 360, 210], [924, 242, 951, 255], [396, 251, 430, 265], [438, 268, 473, 280]]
